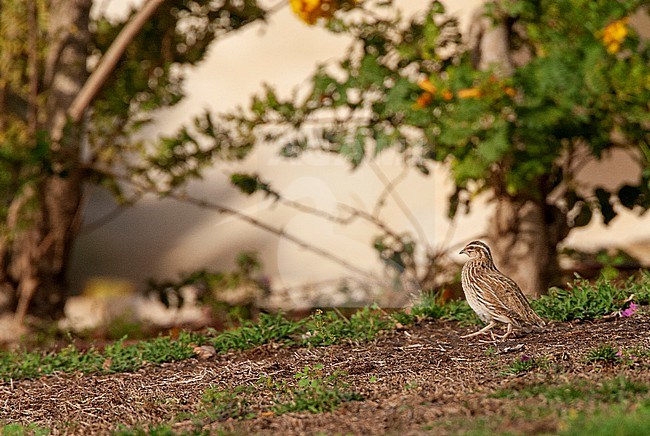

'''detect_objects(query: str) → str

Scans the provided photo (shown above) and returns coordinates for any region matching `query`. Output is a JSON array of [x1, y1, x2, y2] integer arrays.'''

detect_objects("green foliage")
[[560, 402, 650, 436], [207, 312, 303, 352], [1, 423, 51, 436], [114, 424, 209, 436], [270, 364, 363, 414], [410, 292, 480, 325], [0, 332, 197, 381], [217, 0, 650, 227], [501, 355, 546, 375], [532, 274, 649, 321], [202, 385, 254, 421], [586, 344, 621, 365], [301, 307, 395, 346], [198, 365, 362, 423], [493, 376, 649, 403]]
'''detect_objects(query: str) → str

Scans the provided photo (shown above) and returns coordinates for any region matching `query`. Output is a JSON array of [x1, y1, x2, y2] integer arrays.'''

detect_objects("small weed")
[[390, 311, 415, 326], [484, 346, 497, 357], [0, 332, 197, 381], [404, 380, 419, 390], [202, 384, 254, 420], [586, 344, 620, 365], [271, 364, 363, 414], [501, 355, 545, 375], [114, 423, 209, 435]]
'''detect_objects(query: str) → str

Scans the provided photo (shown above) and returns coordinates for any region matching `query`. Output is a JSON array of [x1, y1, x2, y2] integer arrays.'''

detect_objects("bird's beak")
[[459, 248, 466, 255]]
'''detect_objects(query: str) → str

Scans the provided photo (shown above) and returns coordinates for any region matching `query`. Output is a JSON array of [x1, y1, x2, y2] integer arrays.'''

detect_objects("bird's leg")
[[495, 323, 513, 341], [461, 321, 497, 338]]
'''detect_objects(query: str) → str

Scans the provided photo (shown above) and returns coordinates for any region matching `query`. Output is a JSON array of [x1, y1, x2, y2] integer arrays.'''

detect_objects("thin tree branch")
[[90, 166, 378, 282], [80, 192, 145, 234], [369, 162, 431, 251], [67, 0, 166, 125]]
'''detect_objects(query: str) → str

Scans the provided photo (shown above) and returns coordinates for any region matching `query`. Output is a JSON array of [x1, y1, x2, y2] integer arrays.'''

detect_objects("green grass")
[[406, 291, 480, 325], [199, 364, 362, 422], [201, 384, 255, 421], [1, 423, 51, 436], [492, 376, 649, 403], [270, 364, 363, 414], [0, 333, 197, 381], [113, 423, 211, 436], [560, 402, 650, 436]]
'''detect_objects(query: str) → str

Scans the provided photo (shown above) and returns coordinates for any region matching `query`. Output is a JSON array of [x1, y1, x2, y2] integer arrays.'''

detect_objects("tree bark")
[[469, 3, 567, 297], [8, 0, 91, 321], [487, 196, 569, 297]]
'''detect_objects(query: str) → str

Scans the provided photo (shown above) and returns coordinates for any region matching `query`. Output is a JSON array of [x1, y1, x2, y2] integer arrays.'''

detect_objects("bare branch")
[[90, 166, 378, 282], [369, 162, 431, 250], [67, 0, 165, 125]]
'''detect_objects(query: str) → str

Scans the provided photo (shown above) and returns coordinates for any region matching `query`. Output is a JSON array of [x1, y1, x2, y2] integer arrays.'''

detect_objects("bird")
[[459, 240, 545, 340]]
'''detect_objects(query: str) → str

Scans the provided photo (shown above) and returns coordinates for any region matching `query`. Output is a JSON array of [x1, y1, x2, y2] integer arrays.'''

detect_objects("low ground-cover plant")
[[0, 333, 198, 381], [396, 291, 480, 326], [500, 354, 549, 375], [493, 376, 649, 403], [532, 273, 650, 322], [560, 401, 650, 436], [199, 364, 362, 422], [586, 344, 621, 365]]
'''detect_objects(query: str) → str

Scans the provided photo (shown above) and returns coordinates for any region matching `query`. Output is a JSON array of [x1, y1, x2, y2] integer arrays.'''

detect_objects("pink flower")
[[620, 302, 638, 318]]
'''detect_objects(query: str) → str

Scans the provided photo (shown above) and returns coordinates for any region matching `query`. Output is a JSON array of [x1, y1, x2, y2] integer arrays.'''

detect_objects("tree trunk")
[[5, 0, 91, 321], [469, 3, 568, 298], [487, 196, 569, 298]]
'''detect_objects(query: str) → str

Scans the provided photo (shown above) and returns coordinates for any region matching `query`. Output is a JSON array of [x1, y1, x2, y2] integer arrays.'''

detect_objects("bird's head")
[[459, 240, 493, 261]]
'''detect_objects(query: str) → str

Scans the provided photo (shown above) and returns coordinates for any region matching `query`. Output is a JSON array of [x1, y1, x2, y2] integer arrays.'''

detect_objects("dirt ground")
[[2, 312, 650, 435]]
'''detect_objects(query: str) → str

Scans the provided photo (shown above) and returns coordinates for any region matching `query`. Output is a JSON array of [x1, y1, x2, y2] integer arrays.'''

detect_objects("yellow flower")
[[601, 17, 629, 54], [457, 88, 482, 99], [441, 89, 453, 101], [290, 0, 338, 25]]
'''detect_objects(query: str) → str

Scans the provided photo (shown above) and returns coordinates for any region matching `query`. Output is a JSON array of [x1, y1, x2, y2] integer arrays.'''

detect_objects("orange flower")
[[441, 89, 453, 101], [418, 79, 437, 94], [601, 17, 629, 54], [290, 0, 337, 25], [457, 88, 482, 99], [503, 86, 517, 97], [414, 92, 433, 109]]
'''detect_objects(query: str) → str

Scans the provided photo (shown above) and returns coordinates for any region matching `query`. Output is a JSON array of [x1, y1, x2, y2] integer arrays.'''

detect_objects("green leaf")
[[476, 123, 510, 163]]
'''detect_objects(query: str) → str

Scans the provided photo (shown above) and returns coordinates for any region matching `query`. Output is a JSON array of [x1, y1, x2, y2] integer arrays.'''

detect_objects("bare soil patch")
[[2, 313, 650, 435]]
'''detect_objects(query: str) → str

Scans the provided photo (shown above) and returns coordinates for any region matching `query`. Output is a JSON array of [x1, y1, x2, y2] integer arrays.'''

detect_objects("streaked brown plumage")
[[459, 240, 545, 340]]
